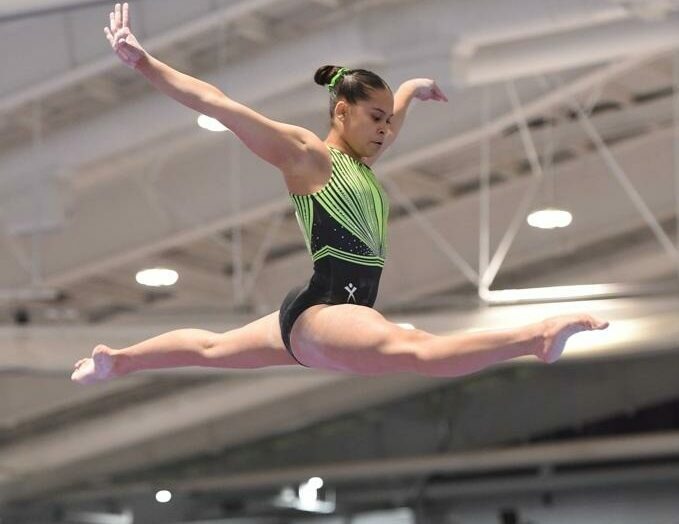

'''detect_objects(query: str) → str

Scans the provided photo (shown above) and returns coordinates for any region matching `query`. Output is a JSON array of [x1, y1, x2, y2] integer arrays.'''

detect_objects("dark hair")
[[314, 65, 391, 116]]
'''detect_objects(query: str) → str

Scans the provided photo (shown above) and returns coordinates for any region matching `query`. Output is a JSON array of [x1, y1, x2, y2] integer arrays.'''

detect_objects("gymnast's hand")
[[408, 78, 449, 103], [104, 2, 147, 69]]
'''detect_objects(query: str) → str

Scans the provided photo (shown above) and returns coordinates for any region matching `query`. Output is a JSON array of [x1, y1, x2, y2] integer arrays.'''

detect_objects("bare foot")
[[537, 315, 609, 364], [71, 345, 118, 384]]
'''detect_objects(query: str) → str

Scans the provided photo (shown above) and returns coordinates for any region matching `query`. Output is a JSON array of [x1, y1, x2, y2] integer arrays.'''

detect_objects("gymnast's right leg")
[[71, 310, 297, 384]]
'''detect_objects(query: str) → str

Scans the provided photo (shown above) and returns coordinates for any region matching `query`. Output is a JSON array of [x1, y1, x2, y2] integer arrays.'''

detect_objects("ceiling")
[[2, 0, 679, 522]]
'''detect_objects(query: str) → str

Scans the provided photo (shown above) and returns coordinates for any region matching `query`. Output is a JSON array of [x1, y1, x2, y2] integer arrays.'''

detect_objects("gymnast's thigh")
[[208, 310, 299, 368], [290, 303, 418, 374]]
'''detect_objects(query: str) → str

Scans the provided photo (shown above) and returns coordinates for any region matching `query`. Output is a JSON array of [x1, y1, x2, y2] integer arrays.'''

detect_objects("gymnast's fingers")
[[122, 2, 130, 30], [114, 3, 122, 31]]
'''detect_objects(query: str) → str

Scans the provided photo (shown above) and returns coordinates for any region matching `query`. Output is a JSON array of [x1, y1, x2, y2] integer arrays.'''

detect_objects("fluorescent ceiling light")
[[64, 510, 133, 524], [481, 283, 620, 304], [136, 268, 179, 287], [274, 483, 336, 514], [527, 208, 572, 229], [155, 489, 172, 503], [197, 114, 230, 132], [307, 477, 324, 489]]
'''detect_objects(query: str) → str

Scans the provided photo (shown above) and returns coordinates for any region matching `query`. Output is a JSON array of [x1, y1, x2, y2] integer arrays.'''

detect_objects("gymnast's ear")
[[334, 99, 349, 121]]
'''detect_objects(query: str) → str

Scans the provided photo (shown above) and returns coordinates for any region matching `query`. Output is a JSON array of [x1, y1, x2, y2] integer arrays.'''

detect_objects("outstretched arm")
[[362, 78, 448, 166], [105, 3, 321, 172]]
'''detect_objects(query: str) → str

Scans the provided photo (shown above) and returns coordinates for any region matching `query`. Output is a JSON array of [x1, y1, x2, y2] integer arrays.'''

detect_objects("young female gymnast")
[[72, 3, 607, 384]]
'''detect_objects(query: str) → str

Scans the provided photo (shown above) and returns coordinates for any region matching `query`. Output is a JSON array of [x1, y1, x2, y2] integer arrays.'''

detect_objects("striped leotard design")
[[279, 145, 390, 364], [290, 146, 389, 268]]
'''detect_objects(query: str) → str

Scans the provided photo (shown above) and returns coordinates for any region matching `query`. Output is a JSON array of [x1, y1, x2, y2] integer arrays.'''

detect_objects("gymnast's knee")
[[381, 326, 437, 374], [200, 329, 234, 359]]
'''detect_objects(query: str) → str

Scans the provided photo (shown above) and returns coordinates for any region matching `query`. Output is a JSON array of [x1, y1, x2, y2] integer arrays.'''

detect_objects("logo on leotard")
[[344, 282, 357, 303]]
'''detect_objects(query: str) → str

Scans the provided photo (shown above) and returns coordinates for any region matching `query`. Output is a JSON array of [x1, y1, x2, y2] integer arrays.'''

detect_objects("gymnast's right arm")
[[105, 3, 320, 172]]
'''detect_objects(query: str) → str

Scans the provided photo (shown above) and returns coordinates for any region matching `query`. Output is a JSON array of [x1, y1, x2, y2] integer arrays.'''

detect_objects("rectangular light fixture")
[[480, 283, 625, 304]]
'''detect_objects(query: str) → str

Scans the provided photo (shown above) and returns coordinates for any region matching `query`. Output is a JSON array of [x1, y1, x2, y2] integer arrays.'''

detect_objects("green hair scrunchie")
[[327, 67, 349, 93]]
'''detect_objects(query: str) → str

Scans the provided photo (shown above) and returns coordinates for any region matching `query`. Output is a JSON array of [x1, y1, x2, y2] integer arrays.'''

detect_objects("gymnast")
[[72, 3, 608, 384]]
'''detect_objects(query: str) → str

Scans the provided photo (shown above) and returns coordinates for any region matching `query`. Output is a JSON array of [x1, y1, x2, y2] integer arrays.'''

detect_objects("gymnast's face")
[[335, 88, 394, 159]]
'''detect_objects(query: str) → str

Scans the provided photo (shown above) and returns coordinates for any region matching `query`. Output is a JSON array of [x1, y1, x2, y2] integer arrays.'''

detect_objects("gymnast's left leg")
[[289, 304, 608, 376]]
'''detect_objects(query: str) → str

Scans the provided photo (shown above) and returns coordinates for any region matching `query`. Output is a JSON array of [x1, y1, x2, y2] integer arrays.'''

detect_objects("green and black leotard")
[[279, 145, 390, 364]]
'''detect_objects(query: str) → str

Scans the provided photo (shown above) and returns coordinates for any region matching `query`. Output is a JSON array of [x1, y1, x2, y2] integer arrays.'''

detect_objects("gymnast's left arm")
[[362, 78, 448, 166]]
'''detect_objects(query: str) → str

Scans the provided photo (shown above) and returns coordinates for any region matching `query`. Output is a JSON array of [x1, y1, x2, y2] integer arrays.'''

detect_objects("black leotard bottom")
[[278, 257, 382, 366]]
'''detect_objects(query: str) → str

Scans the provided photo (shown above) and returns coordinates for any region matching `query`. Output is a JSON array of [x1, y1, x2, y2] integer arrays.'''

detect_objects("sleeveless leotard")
[[278, 145, 390, 364]]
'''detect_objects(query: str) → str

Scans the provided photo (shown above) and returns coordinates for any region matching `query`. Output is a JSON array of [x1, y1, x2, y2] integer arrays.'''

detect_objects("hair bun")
[[314, 65, 343, 86]]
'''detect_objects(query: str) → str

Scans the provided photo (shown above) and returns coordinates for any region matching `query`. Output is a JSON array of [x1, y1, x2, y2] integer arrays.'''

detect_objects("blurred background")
[[2, 0, 679, 522]]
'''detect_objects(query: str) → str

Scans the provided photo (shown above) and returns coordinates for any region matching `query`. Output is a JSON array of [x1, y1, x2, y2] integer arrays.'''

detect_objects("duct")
[[454, 15, 679, 85]]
